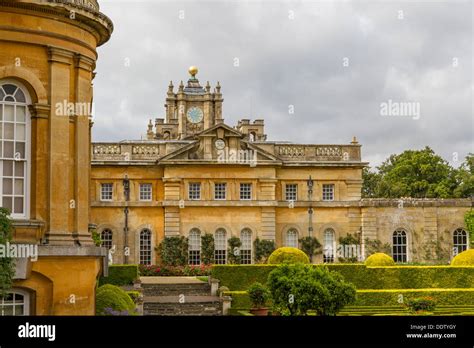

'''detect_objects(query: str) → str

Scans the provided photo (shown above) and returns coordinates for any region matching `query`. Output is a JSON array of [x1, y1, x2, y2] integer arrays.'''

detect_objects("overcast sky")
[[93, 0, 473, 168]]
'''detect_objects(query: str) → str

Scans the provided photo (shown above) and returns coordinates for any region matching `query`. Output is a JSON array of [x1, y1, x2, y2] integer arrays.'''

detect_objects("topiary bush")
[[451, 249, 474, 266], [267, 263, 356, 316], [365, 253, 395, 267], [96, 284, 137, 316], [267, 247, 310, 264]]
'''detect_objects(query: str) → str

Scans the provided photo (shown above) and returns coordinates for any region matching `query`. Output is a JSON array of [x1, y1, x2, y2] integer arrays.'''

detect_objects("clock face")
[[215, 139, 226, 150], [186, 107, 203, 124]]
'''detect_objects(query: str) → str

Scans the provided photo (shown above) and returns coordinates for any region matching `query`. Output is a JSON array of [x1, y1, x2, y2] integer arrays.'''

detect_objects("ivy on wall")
[[0, 208, 14, 296], [464, 211, 474, 248]]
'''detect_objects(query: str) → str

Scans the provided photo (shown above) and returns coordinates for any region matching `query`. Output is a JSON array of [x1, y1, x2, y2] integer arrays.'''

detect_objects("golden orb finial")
[[188, 66, 198, 77]]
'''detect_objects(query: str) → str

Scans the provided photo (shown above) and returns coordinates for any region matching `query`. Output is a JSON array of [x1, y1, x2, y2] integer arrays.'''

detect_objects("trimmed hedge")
[[451, 250, 474, 266], [267, 247, 310, 264], [96, 284, 136, 315], [211, 264, 474, 291], [99, 265, 139, 286], [225, 289, 474, 310], [365, 253, 395, 266]]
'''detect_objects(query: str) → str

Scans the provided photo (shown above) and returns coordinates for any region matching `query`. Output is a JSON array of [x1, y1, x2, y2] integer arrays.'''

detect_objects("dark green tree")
[[201, 233, 215, 265], [227, 236, 242, 264], [298, 236, 322, 263], [453, 154, 474, 198], [338, 233, 360, 263], [362, 167, 381, 198], [253, 238, 276, 264], [0, 208, 14, 297]]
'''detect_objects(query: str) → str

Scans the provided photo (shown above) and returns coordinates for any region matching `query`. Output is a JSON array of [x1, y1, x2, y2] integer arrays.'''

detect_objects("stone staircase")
[[141, 277, 223, 316]]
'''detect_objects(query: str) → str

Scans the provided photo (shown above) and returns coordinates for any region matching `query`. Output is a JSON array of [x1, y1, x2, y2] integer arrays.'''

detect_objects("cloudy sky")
[[93, 0, 473, 168]]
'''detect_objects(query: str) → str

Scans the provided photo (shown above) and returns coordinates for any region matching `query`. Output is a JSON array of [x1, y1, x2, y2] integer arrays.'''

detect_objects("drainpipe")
[[123, 175, 130, 264]]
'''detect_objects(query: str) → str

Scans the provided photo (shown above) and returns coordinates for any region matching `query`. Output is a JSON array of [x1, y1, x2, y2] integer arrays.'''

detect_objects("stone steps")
[[144, 300, 222, 316]]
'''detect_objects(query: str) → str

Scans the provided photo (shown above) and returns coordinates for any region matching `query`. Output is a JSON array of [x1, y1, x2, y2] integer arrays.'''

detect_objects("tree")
[[253, 238, 276, 264], [156, 236, 188, 266], [227, 236, 242, 264], [453, 154, 474, 198], [201, 233, 215, 265], [362, 167, 381, 198], [298, 236, 322, 263], [0, 208, 14, 296], [338, 233, 360, 263], [363, 147, 459, 198], [267, 263, 356, 316]]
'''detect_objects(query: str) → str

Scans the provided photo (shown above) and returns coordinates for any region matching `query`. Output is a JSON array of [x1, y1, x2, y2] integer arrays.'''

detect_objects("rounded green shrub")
[[451, 249, 474, 266], [267, 247, 310, 264], [365, 253, 395, 267], [96, 284, 136, 315]]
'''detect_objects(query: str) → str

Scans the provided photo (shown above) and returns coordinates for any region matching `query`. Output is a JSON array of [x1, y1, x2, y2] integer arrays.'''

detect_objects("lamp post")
[[123, 175, 130, 264], [307, 175, 314, 238]]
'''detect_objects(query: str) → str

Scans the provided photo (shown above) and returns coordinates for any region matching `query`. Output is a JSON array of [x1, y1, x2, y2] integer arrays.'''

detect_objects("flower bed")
[[139, 264, 212, 277]]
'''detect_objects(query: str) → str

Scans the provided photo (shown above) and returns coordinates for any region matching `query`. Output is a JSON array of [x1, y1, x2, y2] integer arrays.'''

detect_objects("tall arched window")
[[392, 229, 407, 263], [100, 229, 113, 250], [323, 228, 335, 263], [0, 289, 29, 316], [453, 228, 468, 256], [188, 228, 201, 265], [286, 229, 298, 248], [0, 82, 29, 218], [240, 228, 252, 264], [214, 228, 227, 264], [139, 229, 152, 265]]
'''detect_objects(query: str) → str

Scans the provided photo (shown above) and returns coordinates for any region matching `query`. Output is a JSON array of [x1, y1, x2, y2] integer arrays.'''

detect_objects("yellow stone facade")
[[0, 0, 112, 315], [91, 72, 471, 266]]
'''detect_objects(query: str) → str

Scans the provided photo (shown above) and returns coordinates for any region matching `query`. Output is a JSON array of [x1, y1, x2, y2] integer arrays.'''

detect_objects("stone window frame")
[[214, 228, 227, 265], [285, 183, 298, 202], [188, 182, 201, 200], [323, 228, 336, 263], [214, 182, 227, 200], [286, 228, 299, 248], [392, 229, 408, 263], [139, 228, 152, 265], [0, 288, 30, 316], [100, 183, 113, 201], [188, 228, 201, 265], [322, 183, 335, 201], [0, 80, 31, 219], [100, 228, 113, 250], [239, 182, 252, 201], [139, 183, 152, 201], [240, 228, 253, 264], [453, 228, 468, 257]]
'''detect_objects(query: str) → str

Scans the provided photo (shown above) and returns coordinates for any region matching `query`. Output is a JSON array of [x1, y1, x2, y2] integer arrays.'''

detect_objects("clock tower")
[[151, 67, 224, 140]]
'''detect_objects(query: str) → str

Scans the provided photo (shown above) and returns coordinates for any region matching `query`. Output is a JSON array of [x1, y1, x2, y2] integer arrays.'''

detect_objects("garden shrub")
[[365, 253, 395, 267], [126, 291, 141, 304], [99, 265, 139, 286], [96, 284, 136, 315], [201, 233, 215, 265], [451, 249, 474, 266], [406, 296, 436, 312], [254, 238, 276, 264], [299, 237, 321, 262], [247, 282, 271, 309], [139, 264, 212, 276], [157, 236, 188, 266], [338, 233, 360, 263], [267, 247, 310, 265], [211, 264, 474, 291], [267, 263, 356, 316], [0, 208, 14, 297], [227, 237, 242, 264]]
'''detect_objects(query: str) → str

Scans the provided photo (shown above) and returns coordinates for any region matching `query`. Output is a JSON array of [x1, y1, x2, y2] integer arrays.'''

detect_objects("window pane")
[[14, 305, 24, 315], [4, 105, 14, 122], [4, 142, 13, 158], [16, 124, 25, 141], [2, 197, 12, 211], [3, 179, 12, 194], [4, 123, 13, 140], [14, 197, 23, 214], [2, 84, 17, 95], [14, 162, 24, 177], [15, 143, 25, 159], [3, 161, 13, 176], [0, 89, 4, 101], [2, 306, 13, 315], [16, 106, 26, 122], [14, 179, 23, 195], [14, 89, 26, 103]]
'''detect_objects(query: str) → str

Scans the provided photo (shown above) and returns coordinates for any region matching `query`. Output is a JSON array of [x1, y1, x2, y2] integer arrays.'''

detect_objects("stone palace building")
[[91, 67, 471, 266]]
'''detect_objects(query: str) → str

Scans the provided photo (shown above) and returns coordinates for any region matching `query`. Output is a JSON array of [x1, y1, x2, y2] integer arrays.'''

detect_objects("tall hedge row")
[[98, 265, 139, 286], [211, 264, 474, 291]]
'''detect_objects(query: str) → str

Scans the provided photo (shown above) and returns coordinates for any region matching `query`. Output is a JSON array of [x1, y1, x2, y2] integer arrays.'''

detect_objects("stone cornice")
[[74, 53, 95, 71], [360, 198, 473, 208], [29, 103, 51, 119], [48, 46, 75, 65]]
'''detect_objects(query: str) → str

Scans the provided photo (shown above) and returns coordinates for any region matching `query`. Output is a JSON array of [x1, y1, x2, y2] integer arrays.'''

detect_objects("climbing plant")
[[0, 208, 14, 297], [227, 237, 242, 264], [254, 238, 276, 264], [464, 211, 474, 248], [201, 233, 215, 265]]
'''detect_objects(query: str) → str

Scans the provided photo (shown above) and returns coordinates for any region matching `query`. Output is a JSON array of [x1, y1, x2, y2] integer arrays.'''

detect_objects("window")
[[323, 228, 335, 263], [286, 229, 298, 248], [188, 229, 201, 265], [285, 184, 297, 201], [240, 229, 252, 264], [188, 183, 201, 200], [214, 183, 226, 200], [0, 83, 29, 218], [322, 184, 334, 201], [139, 229, 152, 265], [100, 183, 113, 201], [100, 229, 113, 250], [139, 183, 152, 201], [0, 290, 29, 316], [240, 183, 252, 200], [453, 228, 468, 257], [392, 229, 407, 263], [214, 228, 227, 264]]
